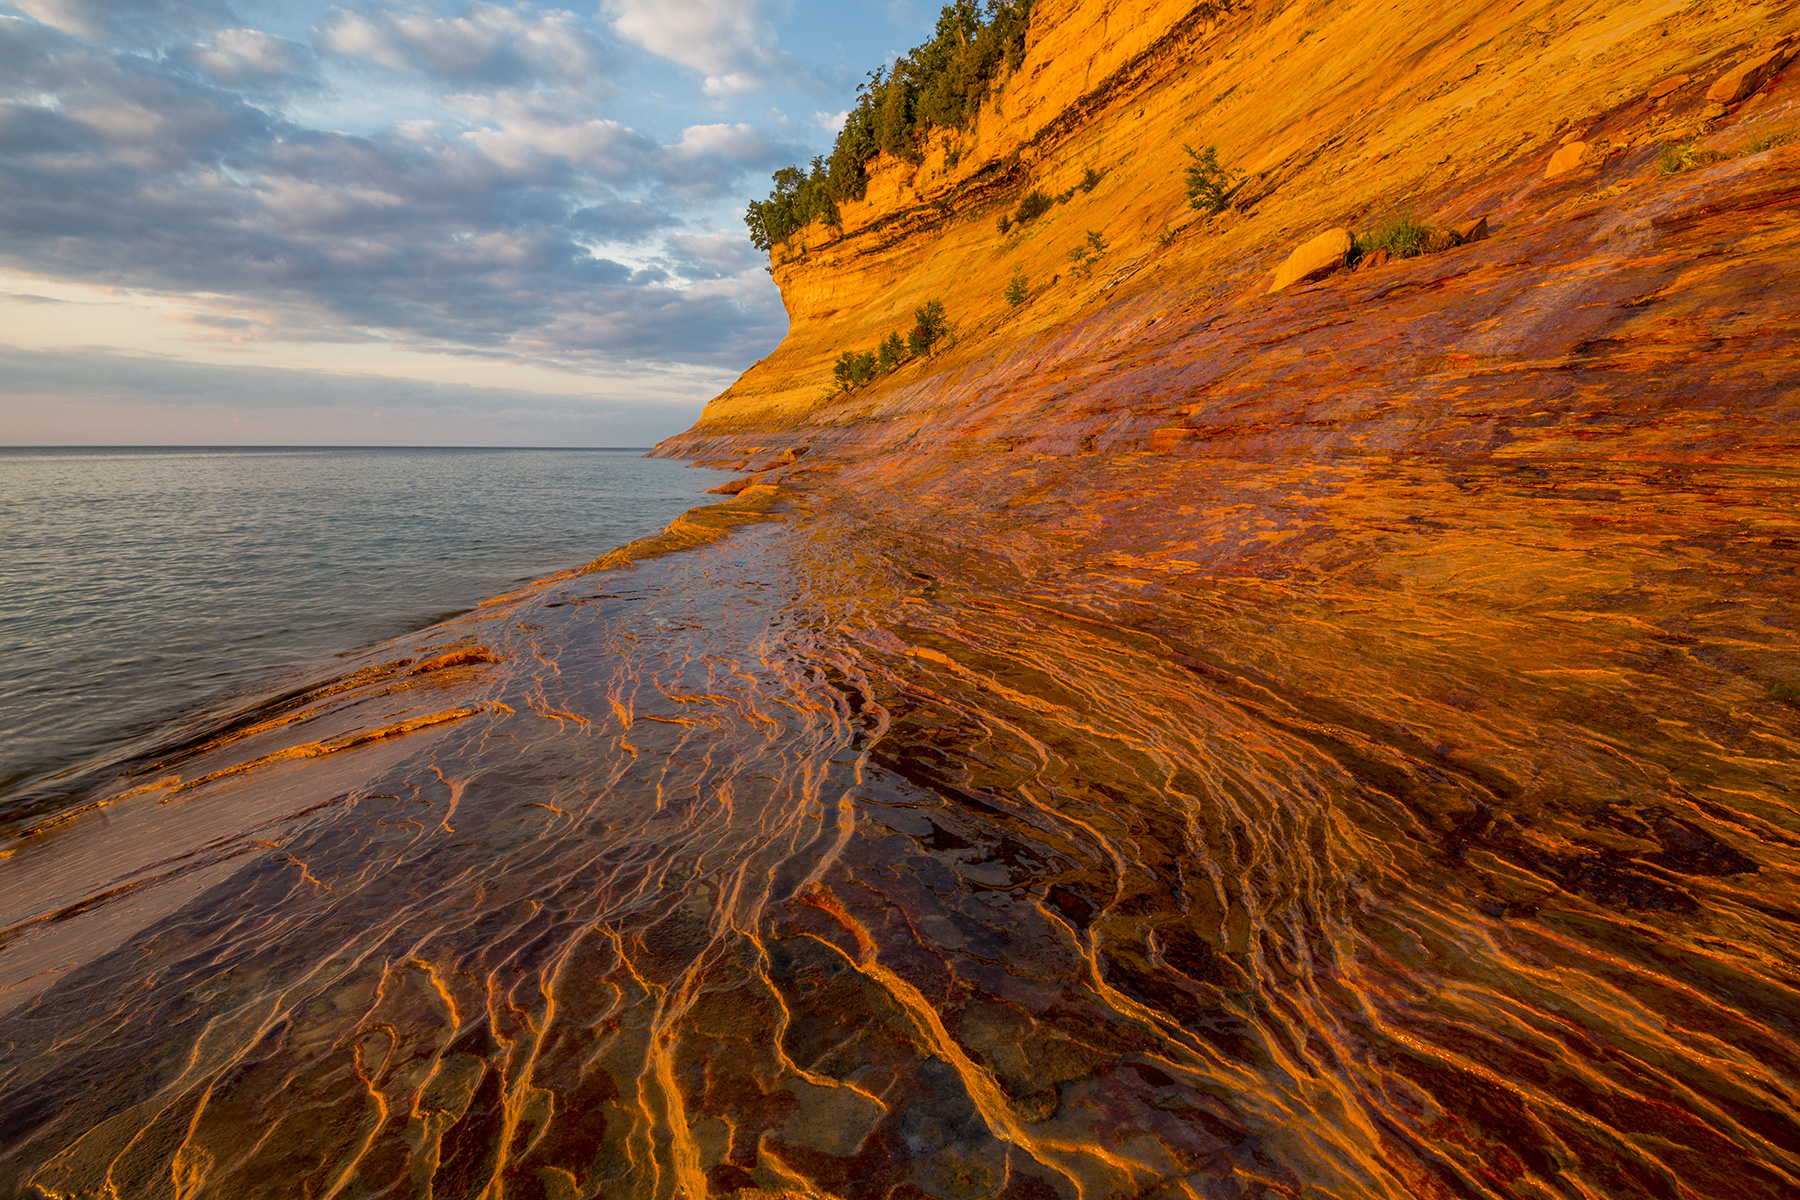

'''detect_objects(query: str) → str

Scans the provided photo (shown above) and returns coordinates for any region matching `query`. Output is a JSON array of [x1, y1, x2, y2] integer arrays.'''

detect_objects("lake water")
[[0, 446, 720, 829]]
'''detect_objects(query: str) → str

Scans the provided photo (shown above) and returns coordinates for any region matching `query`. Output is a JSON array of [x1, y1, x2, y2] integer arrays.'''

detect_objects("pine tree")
[[1005, 268, 1029, 307]]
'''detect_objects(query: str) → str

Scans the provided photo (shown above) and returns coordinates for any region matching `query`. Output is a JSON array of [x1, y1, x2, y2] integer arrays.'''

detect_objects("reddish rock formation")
[[2, 2, 1798, 1198]]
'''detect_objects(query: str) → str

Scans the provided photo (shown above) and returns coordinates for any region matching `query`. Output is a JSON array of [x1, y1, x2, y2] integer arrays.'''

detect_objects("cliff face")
[[661, 0, 1798, 461], [4, 4, 1800, 1199]]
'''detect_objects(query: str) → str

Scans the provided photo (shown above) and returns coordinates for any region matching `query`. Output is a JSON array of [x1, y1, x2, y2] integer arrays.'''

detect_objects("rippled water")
[[0, 447, 721, 829]]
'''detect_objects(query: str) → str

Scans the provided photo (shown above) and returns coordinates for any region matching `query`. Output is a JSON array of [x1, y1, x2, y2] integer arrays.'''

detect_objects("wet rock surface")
[[4, 0, 1800, 1195], [2, 450, 1797, 1198]]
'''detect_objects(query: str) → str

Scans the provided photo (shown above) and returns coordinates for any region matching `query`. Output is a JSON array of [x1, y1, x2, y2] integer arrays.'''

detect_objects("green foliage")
[[1013, 189, 1053, 226], [829, 306, 951, 400], [1066, 229, 1107, 279], [832, 348, 879, 395], [1658, 140, 1697, 174], [750, 2, 1035, 249], [875, 77, 916, 161], [1658, 139, 1726, 174], [1079, 167, 1103, 193], [745, 157, 839, 251], [1353, 213, 1432, 262], [1005, 267, 1029, 307], [909, 298, 950, 356], [1183, 143, 1243, 213], [878, 331, 907, 373]]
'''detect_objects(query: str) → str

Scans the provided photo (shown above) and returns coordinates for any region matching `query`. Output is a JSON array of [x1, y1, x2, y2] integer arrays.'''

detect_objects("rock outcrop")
[[3, 2, 1799, 1199], [1708, 39, 1794, 104], [1267, 226, 1351, 292]]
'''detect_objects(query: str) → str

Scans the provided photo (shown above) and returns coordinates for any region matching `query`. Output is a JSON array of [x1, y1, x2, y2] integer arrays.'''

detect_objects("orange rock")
[[1647, 73, 1690, 100], [1544, 141, 1588, 178], [1454, 215, 1489, 243], [1269, 227, 1352, 293], [1707, 43, 1794, 104], [706, 475, 761, 495], [1357, 246, 1391, 271]]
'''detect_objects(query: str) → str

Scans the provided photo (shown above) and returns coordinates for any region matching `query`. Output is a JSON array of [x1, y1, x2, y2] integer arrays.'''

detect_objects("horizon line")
[[0, 444, 658, 451]]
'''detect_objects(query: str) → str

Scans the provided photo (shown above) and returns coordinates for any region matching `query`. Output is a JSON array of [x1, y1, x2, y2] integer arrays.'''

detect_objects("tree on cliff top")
[[745, 158, 838, 253], [746, 2, 1034, 250]]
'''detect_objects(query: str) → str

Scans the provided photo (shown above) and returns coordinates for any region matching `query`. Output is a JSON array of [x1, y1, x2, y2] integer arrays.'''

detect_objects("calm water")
[[0, 447, 721, 826]]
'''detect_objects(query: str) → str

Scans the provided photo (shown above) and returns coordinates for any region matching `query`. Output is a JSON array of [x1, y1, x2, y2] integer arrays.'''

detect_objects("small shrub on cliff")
[[1183, 143, 1243, 213], [878, 331, 907, 373], [1066, 229, 1107, 280], [909, 299, 950, 356], [1658, 139, 1725, 174], [1013, 189, 1053, 226], [1353, 213, 1432, 262], [832, 349, 879, 395], [1079, 167, 1103, 193], [1744, 127, 1796, 154], [1005, 268, 1029, 307]]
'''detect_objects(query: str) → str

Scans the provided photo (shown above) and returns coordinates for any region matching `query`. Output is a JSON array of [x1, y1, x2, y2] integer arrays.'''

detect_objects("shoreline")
[[3, 453, 1796, 1194]]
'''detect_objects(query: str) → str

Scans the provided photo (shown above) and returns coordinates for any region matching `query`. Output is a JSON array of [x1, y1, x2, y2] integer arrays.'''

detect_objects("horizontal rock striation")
[[2, 1, 1799, 1198]]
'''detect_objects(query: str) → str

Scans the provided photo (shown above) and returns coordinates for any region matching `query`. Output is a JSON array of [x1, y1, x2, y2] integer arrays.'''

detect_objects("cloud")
[[603, 0, 810, 96], [323, 4, 604, 88], [9, 0, 235, 44], [661, 229, 762, 279], [654, 122, 797, 194], [0, 13, 791, 372], [182, 28, 317, 89]]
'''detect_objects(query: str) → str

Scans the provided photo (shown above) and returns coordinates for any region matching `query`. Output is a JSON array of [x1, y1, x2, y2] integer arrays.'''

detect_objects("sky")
[[0, 1, 939, 445]]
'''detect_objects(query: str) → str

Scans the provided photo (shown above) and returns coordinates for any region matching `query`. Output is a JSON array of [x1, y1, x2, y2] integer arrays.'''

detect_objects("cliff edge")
[[658, 0, 1798, 467]]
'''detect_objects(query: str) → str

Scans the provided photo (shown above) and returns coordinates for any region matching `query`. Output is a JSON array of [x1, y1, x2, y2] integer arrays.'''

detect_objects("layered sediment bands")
[[1, 460, 1798, 1197], [5, 1, 1800, 1197]]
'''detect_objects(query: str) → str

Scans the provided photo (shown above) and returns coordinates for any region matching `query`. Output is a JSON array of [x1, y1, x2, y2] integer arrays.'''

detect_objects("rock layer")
[[3, 1, 1800, 1198]]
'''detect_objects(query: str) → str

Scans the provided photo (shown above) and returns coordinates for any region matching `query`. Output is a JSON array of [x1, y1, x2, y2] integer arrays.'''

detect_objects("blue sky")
[[0, 1, 938, 444]]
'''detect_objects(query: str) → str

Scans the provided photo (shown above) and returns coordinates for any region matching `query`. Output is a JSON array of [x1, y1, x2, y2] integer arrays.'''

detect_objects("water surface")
[[0, 446, 720, 828]]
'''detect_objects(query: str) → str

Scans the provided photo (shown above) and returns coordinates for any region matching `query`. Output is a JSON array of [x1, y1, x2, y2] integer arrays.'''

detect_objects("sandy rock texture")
[[2, 2, 1798, 1198]]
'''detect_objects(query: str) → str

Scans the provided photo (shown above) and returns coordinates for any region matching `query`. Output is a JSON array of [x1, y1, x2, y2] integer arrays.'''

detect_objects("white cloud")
[[322, 4, 600, 87], [460, 94, 656, 178], [10, 0, 236, 43], [603, 0, 790, 95], [190, 29, 312, 87], [11, 0, 100, 37]]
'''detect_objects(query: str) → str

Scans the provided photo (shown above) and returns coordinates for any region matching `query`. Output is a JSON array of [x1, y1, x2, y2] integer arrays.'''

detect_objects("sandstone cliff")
[[659, 0, 1798, 464], [3, 3, 1799, 1198]]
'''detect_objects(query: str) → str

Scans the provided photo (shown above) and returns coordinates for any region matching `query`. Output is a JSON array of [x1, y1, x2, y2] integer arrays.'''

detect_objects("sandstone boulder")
[[1455, 215, 1489, 243], [1708, 42, 1795, 104], [1544, 141, 1587, 179], [1269, 227, 1352, 293], [1357, 247, 1390, 271], [1647, 74, 1690, 101]]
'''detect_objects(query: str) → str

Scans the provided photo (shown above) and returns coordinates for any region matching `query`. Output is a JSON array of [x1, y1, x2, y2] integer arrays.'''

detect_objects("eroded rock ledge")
[[1, 2, 1797, 1198]]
